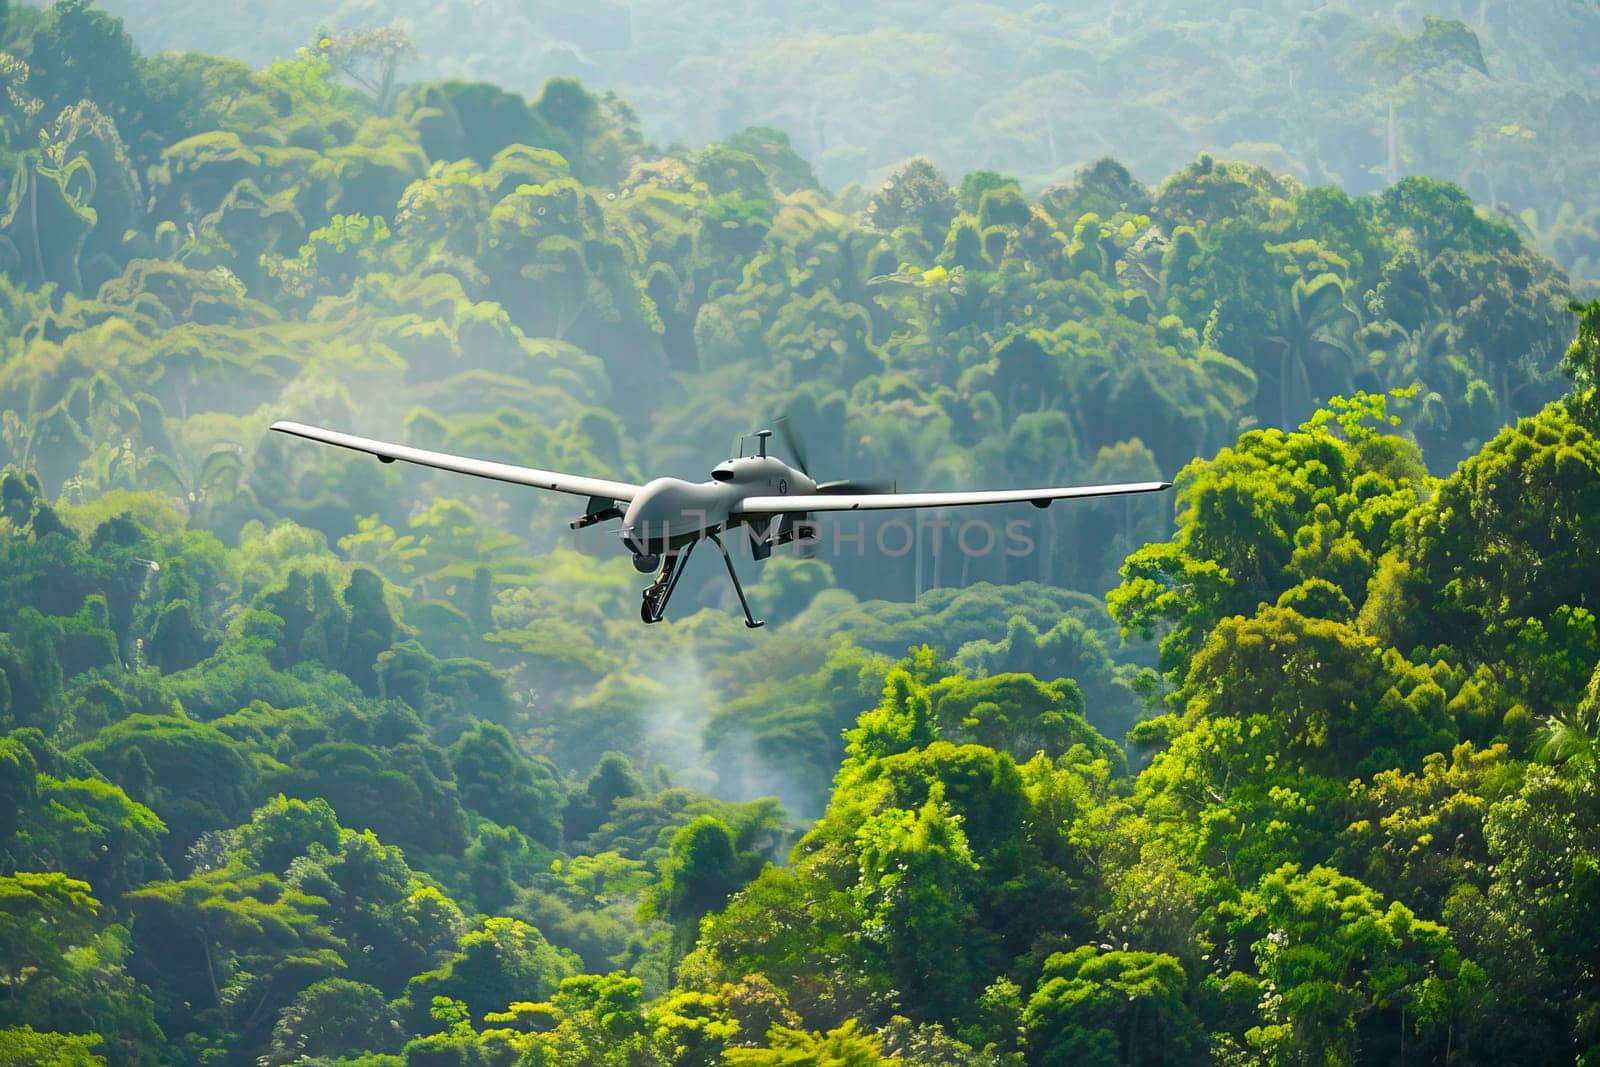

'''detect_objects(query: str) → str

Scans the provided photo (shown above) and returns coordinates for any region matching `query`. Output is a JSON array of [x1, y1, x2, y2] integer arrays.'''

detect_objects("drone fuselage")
[[619, 456, 815, 557]]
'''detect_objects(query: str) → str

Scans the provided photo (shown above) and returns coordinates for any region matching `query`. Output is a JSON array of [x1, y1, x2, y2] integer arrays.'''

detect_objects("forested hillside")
[[2, 0, 1599, 1062], [87, 0, 1600, 284]]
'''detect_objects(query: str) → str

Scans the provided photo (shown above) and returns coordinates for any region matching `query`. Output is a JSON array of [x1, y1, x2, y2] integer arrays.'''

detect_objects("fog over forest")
[[92, 0, 1600, 282]]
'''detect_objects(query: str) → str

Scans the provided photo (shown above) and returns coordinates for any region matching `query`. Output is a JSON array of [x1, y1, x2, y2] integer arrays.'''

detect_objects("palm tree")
[[1262, 273, 1358, 428], [140, 443, 246, 525], [1539, 665, 1600, 772]]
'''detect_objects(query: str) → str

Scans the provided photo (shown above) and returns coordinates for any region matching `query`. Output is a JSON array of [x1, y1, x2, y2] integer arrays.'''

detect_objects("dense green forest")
[[2, 0, 1599, 1062], [86, 0, 1600, 284]]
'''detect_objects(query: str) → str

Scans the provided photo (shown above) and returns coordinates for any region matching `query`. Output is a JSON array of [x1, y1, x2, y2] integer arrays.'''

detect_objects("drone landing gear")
[[709, 532, 764, 629], [641, 542, 696, 624], [638, 535, 765, 629]]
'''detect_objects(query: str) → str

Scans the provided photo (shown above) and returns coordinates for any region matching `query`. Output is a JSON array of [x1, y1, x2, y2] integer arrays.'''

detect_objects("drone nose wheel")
[[639, 544, 694, 624], [632, 552, 660, 574]]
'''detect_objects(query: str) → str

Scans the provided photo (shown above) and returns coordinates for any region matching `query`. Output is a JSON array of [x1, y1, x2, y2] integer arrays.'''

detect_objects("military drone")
[[271, 420, 1170, 628]]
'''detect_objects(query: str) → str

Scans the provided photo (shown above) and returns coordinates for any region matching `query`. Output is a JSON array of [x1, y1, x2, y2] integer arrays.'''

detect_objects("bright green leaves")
[[287, 826, 465, 993], [1022, 946, 1202, 1066], [233, 794, 340, 875], [1110, 394, 1428, 682], [842, 669, 937, 767], [1338, 743, 1511, 912], [403, 915, 578, 1031], [724, 1018, 901, 1065], [22, 775, 168, 901], [930, 672, 1118, 766], [263, 212, 393, 300], [0, 1027, 106, 1067], [0, 872, 99, 986], [126, 865, 343, 1043], [699, 660, 1119, 1037], [1236, 863, 1481, 1064], [1179, 607, 1454, 778], [72, 713, 256, 863], [1381, 404, 1600, 717], [853, 789, 981, 1020], [1107, 543, 1234, 679]]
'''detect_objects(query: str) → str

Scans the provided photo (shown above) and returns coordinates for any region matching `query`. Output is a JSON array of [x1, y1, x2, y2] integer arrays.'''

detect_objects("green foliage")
[[1237, 863, 1481, 1063], [1109, 393, 1426, 679], [723, 1018, 898, 1065], [0, 23, 1592, 1066], [449, 720, 563, 848], [404, 916, 578, 1031], [72, 712, 257, 863], [262, 977, 403, 1064], [1375, 404, 1600, 716], [234, 794, 341, 874], [1565, 299, 1600, 430], [1022, 945, 1201, 1066], [0, 871, 99, 986], [0, 1026, 105, 1067], [643, 813, 766, 959]]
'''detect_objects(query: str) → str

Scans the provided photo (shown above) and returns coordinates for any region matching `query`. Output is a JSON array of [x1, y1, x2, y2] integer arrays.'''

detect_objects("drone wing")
[[737, 481, 1170, 514], [270, 421, 641, 502]]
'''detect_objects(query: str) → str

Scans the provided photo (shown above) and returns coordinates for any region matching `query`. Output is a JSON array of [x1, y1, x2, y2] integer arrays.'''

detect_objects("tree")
[[404, 917, 578, 1031], [1022, 946, 1202, 1066], [842, 670, 938, 767], [563, 751, 645, 846], [645, 815, 766, 957], [929, 672, 1118, 766], [0, 872, 99, 990], [450, 720, 563, 847], [275, 739, 467, 858], [126, 868, 343, 1043], [723, 1019, 900, 1065], [533, 971, 659, 1064], [23, 0, 143, 134], [531, 77, 644, 186], [0, 1027, 105, 1067], [290, 828, 465, 993], [262, 977, 403, 1065], [72, 714, 257, 865], [1240, 864, 1481, 1064], [869, 158, 956, 252], [1372, 404, 1600, 715], [1262, 273, 1357, 429], [340, 567, 396, 695], [1178, 606, 1455, 778], [1564, 299, 1600, 430], [21, 774, 168, 902], [232, 794, 340, 874], [852, 790, 982, 1023]]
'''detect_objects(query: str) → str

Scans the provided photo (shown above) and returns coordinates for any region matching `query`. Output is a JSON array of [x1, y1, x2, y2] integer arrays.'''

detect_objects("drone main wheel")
[[641, 589, 661, 624]]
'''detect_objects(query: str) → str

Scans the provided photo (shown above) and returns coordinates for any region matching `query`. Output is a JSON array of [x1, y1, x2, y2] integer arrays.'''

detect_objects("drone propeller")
[[775, 415, 810, 477], [774, 415, 895, 495], [815, 477, 897, 494]]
